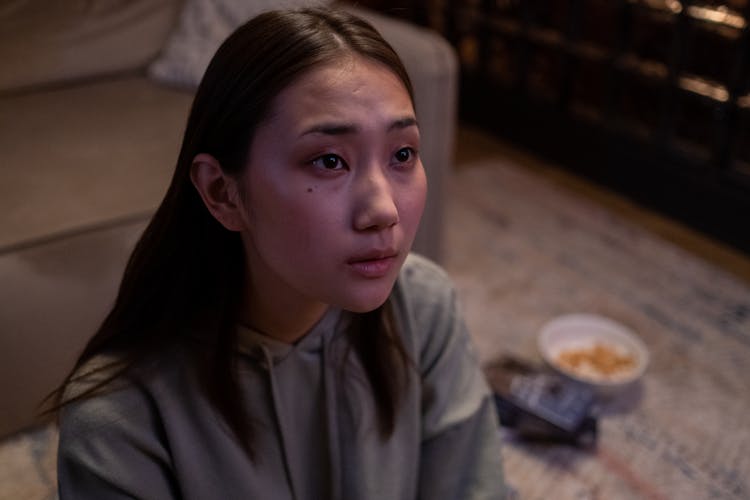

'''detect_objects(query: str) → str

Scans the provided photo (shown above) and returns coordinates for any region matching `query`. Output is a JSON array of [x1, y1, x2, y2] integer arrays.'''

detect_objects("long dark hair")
[[50, 8, 415, 458]]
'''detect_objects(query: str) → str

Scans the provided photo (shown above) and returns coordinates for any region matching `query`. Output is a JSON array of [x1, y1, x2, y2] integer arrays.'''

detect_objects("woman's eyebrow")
[[388, 116, 418, 131], [299, 116, 419, 137], [300, 123, 358, 137]]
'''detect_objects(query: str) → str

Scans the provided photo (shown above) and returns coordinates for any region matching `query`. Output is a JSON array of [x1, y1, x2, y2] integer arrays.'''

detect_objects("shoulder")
[[57, 355, 182, 498], [391, 253, 462, 355], [61, 354, 127, 402], [399, 252, 453, 285], [394, 257, 494, 443], [60, 378, 151, 443], [60, 356, 152, 438], [395, 252, 455, 307], [59, 352, 184, 440]]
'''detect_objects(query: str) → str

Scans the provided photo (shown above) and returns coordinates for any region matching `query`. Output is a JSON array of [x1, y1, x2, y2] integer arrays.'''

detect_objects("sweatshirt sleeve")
[[400, 255, 508, 500], [57, 382, 180, 500]]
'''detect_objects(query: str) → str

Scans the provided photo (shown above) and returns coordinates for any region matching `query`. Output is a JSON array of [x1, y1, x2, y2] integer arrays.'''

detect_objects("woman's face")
[[237, 55, 427, 318]]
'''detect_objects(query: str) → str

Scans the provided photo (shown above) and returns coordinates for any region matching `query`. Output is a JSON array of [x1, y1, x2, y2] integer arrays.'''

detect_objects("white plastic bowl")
[[537, 314, 649, 394]]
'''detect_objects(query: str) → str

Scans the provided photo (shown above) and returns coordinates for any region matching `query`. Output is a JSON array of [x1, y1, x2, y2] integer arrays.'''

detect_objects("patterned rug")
[[2, 159, 749, 499], [446, 162, 750, 499]]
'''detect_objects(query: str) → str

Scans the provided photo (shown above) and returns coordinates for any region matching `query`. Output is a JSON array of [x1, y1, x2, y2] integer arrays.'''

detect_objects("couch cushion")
[[0, 77, 193, 251], [0, 218, 148, 438], [0, 0, 181, 93], [149, 0, 330, 89]]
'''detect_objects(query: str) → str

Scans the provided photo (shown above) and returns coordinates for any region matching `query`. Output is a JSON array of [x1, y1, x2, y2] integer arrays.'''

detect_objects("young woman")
[[55, 7, 507, 499]]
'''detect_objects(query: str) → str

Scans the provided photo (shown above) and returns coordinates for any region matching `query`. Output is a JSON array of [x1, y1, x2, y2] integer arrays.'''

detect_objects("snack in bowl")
[[555, 342, 637, 383], [537, 314, 649, 393]]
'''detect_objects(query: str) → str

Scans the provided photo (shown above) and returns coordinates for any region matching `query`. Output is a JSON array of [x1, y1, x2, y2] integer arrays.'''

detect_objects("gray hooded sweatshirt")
[[58, 254, 507, 499]]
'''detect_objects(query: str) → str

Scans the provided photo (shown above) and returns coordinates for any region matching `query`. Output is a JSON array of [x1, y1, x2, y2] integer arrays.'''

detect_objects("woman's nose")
[[352, 169, 399, 232]]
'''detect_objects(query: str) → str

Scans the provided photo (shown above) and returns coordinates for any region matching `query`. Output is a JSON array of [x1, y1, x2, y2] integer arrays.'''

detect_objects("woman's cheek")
[[406, 167, 428, 217]]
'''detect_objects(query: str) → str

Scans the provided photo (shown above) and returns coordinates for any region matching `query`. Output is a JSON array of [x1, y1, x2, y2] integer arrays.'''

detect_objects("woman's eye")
[[394, 147, 416, 164], [312, 154, 345, 170]]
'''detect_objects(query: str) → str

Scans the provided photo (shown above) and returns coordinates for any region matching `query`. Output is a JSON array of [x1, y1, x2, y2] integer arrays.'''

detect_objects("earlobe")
[[190, 153, 246, 232]]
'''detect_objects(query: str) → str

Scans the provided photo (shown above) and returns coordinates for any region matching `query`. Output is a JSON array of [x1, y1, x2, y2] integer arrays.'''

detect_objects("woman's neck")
[[240, 290, 330, 345]]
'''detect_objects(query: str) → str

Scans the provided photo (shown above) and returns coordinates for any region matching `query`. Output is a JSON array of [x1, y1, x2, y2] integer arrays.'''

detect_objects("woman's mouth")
[[347, 251, 398, 279]]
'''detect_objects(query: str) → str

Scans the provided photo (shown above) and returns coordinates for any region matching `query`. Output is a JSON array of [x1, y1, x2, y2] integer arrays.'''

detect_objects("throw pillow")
[[148, 0, 330, 89]]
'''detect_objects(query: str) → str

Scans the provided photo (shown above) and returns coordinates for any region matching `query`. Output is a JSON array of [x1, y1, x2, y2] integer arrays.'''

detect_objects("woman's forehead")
[[268, 56, 415, 126]]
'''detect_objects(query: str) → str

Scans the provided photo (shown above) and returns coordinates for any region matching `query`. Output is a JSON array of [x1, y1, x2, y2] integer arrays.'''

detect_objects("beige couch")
[[0, 1, 458, 438]]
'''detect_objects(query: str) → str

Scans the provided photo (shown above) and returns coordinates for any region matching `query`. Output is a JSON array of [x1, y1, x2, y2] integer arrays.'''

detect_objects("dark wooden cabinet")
[[372, 1, 750, 254]]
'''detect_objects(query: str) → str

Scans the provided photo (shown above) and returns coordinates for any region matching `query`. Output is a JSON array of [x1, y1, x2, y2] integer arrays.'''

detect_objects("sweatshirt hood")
[[236, 306, 345, 365], [234, 305, 348, 500]]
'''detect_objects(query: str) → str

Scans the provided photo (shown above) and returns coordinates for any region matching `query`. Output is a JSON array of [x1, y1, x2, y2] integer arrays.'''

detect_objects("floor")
[[455, 124, 750, 285], [443, 125, 750, 499]]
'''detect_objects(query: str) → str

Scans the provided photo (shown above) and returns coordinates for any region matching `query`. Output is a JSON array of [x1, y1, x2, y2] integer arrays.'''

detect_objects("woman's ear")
[[190, 153, 246, 232]]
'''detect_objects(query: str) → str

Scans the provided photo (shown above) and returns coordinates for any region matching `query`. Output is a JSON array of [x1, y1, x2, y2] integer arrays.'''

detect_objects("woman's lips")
[[347, 253, 398, 279]]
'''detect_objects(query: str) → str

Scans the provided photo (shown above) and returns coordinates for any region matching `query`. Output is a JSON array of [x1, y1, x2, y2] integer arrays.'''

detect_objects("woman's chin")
[[337, 286, 394, 314]]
